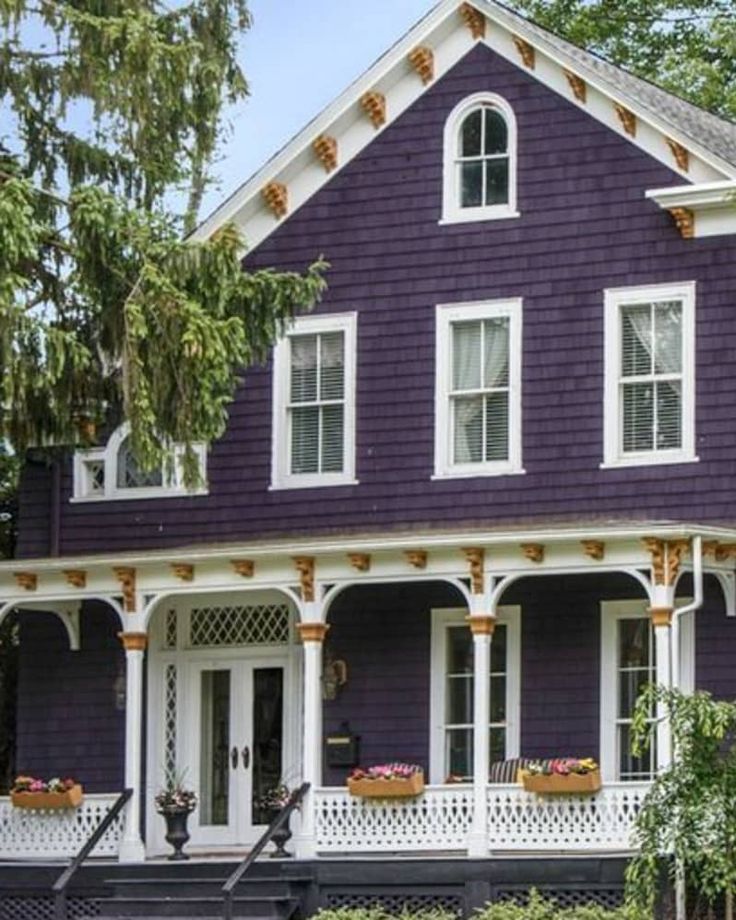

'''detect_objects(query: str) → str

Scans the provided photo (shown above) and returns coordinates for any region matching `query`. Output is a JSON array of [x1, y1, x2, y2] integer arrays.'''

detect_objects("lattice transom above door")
[[189, 604, 290, 647]]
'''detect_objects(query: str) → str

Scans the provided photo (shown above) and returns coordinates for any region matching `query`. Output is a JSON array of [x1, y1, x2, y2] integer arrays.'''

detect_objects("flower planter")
[[347, 773, 424, 798], [11, 784, 83, 809], [521, 771, 601, 794]]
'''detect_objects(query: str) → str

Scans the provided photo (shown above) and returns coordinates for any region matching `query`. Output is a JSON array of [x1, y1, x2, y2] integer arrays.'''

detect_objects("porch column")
[[650, 605, 674, 772], [467, 614, 495, 858], [295, 615, 328, 859], [118, 631, 147, 863]]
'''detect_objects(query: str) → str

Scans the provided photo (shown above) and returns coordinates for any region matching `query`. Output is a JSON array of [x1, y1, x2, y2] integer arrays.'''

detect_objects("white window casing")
[[434, 299, 523, 479], [72, 423, 208, 502], [603, 281, 696, 468], [441, 92, 519, 224], [429, 606, 521, 785], [271, 312, 357, 490]]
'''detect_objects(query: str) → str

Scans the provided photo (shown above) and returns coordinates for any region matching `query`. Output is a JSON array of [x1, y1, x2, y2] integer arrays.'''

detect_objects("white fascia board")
[[646, 180, 736, 237]]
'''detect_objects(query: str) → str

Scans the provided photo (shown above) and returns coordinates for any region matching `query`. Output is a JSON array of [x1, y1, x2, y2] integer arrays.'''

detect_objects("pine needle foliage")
[[1, 0, 326, 484]]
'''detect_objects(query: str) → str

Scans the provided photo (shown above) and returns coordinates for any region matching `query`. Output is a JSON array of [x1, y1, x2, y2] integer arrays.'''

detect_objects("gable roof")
[[191, 0, 736, 249]]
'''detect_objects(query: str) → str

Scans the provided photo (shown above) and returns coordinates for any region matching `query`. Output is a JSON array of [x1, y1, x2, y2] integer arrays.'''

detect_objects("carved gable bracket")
[[405, 550, 428, 570], [512, 36, 535, 69], [581, 540, 605, 561], [715, 543, 736, 562], [14, 572, 37, 592], [643, 538, 690, 586], [63, 569, 87, 589], [667, 138, 690, 172], [521, 543, 544, 564], [262, 182, 288, 218], [293, 556, 316, 602], [360, 91, 386, 129], [231, 559, 255, 578], [563, 70, 586, 103], [462, 547, 485, 594], [171, 564, 194, 582], [313, 135, 338, 172], [348, 553, 371, 572], [614, 104, 636, 137], [113, 566, 137, 612], [460, 3, 486, 39], [408, 46, 434, 84], [668, 207, 694, 239]]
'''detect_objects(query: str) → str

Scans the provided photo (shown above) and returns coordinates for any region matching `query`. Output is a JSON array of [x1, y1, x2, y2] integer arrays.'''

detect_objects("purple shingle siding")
[[15, 45, 736, 559]]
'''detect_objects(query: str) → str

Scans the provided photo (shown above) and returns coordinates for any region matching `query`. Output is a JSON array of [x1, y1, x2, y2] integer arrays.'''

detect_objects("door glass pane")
[[199, 670, 230, 826], [446, 727, 473, 778], [252, 667, 284, 825]]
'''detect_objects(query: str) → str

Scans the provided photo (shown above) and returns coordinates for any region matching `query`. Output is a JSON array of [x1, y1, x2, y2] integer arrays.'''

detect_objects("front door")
[[186, 658, 286, 847]]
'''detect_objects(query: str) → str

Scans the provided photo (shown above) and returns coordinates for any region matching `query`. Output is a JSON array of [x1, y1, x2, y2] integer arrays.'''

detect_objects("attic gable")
[[192, 0, 736, 249]]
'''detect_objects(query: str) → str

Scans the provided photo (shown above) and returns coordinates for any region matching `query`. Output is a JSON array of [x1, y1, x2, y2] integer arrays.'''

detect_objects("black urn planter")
[[162, 808, 193, 860], [270, 812, 293, 858]]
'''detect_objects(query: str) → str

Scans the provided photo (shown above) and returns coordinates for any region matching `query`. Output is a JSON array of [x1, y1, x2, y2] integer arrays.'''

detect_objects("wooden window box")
[[11, 784, 83, 809], [347, 774, 424, 798], [521, 772, 601, 794]]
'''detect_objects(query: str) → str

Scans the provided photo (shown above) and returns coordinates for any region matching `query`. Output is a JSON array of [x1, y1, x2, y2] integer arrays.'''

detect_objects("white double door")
[[184, 655, 288, 847]]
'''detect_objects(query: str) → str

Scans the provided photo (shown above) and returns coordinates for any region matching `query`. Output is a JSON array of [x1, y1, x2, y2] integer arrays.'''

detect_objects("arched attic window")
[[73, 424, 207, 501], [442, 93, 519, 224]]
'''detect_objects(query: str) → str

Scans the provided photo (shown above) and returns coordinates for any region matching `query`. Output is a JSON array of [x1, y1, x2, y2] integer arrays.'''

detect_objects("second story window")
[[603, 282, 695, 467], [435, 299, 523, 479], [271, 313, 357, 490], [442, 93, 518, 224]]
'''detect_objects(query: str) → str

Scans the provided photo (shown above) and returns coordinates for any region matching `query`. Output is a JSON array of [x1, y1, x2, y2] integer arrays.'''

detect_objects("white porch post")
[[118, 630, 147, 863], [651, 603, 674, 772], [467, 612, 494, 858], [295, 604, 327, 859]]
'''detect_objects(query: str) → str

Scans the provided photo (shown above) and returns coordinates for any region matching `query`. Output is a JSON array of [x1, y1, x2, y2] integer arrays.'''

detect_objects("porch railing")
[[314, 782, 648, 854], [0, 793, 126, 859]]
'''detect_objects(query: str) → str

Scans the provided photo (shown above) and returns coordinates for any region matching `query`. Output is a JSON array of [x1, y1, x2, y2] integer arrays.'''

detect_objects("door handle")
[[241, 746, 250, 770], [231, 746, 239, 769]]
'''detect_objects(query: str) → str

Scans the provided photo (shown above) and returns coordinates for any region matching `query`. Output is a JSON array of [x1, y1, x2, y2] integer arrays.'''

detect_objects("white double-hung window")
[[435, 299, 522, 478], [271, 312, 357, 489], [603, 282, 695, 467]]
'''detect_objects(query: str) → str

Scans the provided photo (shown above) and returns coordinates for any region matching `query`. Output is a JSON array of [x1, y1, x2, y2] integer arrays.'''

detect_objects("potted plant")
[[11, 776, 83, 809], [347, 763, 425, 798], [154, 778, 197, 861], [520, 757, 601, 794], [259, 783, 294, 858]]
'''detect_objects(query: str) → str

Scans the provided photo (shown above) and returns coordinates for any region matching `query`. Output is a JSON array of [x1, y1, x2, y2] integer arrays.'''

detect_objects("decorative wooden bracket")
[[668, 207, 694, 239], [460, 3, 485, 39], [520, 543, 545, 564], [360, 91, 386, 128], [171, 564, 194, 582], [512, 36, 535, 69], [642, 538, 690, 586], [347, 553, 371, 572], [118, 631, 148, 652], [231, 559, 255, 578], [262, 182, 288, 218], [405, 550, 428, 570], [14, 572, 37, 591], [715, 543, 736, 562], [63, 569, 87, 589], [113, 566, 137, 613], [563, 70, 586, 103], [313, 135, 338, 173], [296, 622, 329, 643], [666, 138, 690, 172], [614, 104, 636, 137], [462, 547, 485, 594], [293, 556, 315, 602], [581, 540, 605, 561], [702, 540, 720, 558], [408, 46, 434, 84]]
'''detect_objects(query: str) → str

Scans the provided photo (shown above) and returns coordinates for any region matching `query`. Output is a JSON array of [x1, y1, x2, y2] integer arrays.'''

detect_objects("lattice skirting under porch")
[[0, 896, 100, 920]]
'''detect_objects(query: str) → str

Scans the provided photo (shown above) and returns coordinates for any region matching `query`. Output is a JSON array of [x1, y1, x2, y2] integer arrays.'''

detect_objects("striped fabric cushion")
[[488, 757, 555, 783]]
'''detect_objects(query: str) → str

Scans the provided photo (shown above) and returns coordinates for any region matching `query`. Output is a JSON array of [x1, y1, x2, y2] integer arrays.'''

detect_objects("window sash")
[[615, 616, 657, 781]]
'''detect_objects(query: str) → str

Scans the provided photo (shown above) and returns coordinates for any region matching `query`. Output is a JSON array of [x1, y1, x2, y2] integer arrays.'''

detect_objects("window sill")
[[70, 488, 209, 503], [269, 477, 359, 492], [431, 467, 526, 481], [439, 209, 520, 226], [600, 454, 699, 470]]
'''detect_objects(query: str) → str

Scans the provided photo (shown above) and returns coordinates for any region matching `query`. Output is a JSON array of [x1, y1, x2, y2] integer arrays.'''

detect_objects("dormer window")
[[442, 93, 519, 224], [73, 424, 207, 501]]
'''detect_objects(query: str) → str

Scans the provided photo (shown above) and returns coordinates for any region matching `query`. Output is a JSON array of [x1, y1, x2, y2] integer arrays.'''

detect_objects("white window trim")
[[434, 299, 523, 479], [600, 599, 694, 782], [602, 281, 697, 469], [72, 423, 208, 502], [440, 92, 520, 225], [429, 606, 521, 785], [270, 311, 358, 491]]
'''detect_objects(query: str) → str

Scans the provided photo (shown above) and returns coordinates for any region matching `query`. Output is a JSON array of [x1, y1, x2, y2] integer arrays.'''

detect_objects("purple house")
[[4, 0, 736, 912]]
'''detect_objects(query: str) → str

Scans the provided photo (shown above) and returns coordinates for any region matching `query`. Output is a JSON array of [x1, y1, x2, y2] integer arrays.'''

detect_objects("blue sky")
[[201, 0, 437, 216]]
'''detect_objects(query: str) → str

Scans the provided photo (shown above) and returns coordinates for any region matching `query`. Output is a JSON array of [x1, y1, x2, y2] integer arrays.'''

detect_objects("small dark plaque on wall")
[[325, 726, 360, 768]]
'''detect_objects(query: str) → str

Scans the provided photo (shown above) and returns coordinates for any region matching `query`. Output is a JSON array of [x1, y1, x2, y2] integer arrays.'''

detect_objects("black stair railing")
[[52, 787, 133, 920], [222, 781, 310, 920]]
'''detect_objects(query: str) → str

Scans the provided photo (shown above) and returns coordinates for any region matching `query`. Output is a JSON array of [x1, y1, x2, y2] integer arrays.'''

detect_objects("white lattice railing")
[[0, 793, 124, 859], [314, 782, 648, 855], [315, 785, 474, 853]]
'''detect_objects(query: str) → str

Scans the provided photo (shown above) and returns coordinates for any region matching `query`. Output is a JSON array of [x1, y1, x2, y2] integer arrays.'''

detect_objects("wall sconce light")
[[322, 654, 348, 701]]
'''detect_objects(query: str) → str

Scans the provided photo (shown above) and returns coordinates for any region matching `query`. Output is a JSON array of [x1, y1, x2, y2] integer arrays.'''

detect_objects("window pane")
[[656, 381, 681, 450], [491, 625, 507, 673], [460, 161, 483, 207], [484, 109, 508, 154], [483, 319, 509, 388], [485, 392, 509, 462], [654, 301, 682, 374], [460, 109, 482, 156], [446, 728, 472, 778], [619, 618, 650, 668], [447, 675, 473, 723], [622, 382, 654, 452], [618, 723, 655, 780], [117, 438, 163, 489], [484, 159, 509, 206], [621, 305, 652, 377], [319, 332, 344, 400], [453, 321, 482, 391], [291, 406, 319, 474], [453, 396, 483, 463], [290, 335, 318, 403], [321, 405, 344, 472], [490, 727, 506, 766], [447, 626, 473, 674], [490, 675, 506, 723], [618, 669, 651, 718]]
